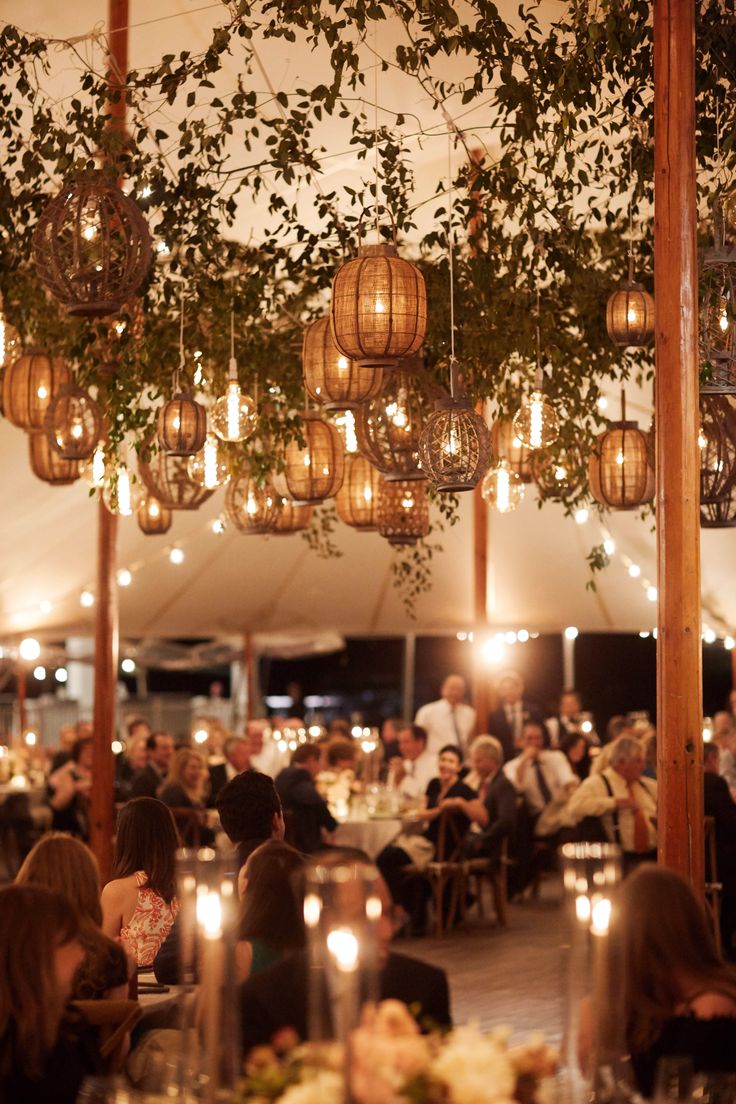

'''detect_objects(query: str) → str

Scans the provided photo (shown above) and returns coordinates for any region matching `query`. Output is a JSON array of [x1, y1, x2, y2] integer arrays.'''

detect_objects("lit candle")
[[198, 889, 224, 1104], [326, 926, 360, 1043]]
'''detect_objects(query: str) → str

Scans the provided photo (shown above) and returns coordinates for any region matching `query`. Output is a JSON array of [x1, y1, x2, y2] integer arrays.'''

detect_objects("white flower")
[[279, 1069, 344, 1104], [430, 1024, 516, 1104]]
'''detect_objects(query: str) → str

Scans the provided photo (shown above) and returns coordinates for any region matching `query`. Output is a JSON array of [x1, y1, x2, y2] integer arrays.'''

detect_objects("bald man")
[[414, 674, 475, 757]]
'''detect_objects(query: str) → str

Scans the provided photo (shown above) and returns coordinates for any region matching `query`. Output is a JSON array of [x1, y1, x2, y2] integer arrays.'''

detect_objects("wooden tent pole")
[[89, 0, 127, 880], [472, 477, 492, 734], [16, 663, 26, 738], [244, 633, 255, 722], [654, 0, 703, 888]]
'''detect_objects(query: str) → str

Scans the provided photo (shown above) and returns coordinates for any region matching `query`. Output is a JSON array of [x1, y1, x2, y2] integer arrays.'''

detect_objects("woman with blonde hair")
[[16, 833, 130, 1001], [159, 746, 215, 846], [0, 884, 101, 1101]]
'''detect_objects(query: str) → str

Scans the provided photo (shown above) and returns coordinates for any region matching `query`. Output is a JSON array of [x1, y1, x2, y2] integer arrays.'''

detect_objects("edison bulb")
[[481, 460, 524, 514], [512, 390, 560, 450], [187, 434, 229, 489], [0, 311, 20, 368], [103, 465, 141, 517], [210, 382, 256, 442], [85, 446, 106, 488]]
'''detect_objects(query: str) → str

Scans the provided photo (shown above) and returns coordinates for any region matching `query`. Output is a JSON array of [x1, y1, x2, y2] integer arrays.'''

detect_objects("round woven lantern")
[[377, 479, 430, 547], [225, 473, 278, 534], [283, 411, 345, 503], [43, 383, 103, 461], [137, 494, 172, 536], [480, 459, 525, 513], [606, 284, 655, 347], [139, 451, 216, 511], [356, 368, 431, 481], [588, 421, 653, 510], [157, 393, 207, 456], [700, 195, 736, 393], [418, 398, 492, 492], [272, 498, 314, 535], [336, 455, 383, 530], [331, 242, 427, 368], [699, 396, 736, 505], [28, 432, 81, 486], [2, 349, 70, 431], [531, 443, 586, 501], [490, 417, 534, 482], [32, 172, 152, 318], [701, 486, 736, 528], [303, 317, 383, 410]]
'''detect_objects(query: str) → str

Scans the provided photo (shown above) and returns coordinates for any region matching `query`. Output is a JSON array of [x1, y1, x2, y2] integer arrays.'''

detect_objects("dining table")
[[333, 813, 403, 859]]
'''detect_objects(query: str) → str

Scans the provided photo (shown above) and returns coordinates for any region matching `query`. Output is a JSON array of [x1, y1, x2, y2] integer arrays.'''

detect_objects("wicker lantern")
[[43, 383, 103, 461], [272, 498, 314, 535], [606, 283, 655, 347], [700, 198, 736, 393], [0, 299, 20, 369], [283, 411, 344, 503], [701, 487, 736, 528], [331, 242, 427, 368], [336, 455, 383, 530], [418, 397, 492, 492], [356, 367, 432, 481], [157, 392, 207, 456], [531, 443, 586, 501], [588, 397, 653, 510], [32, 172, 152, 317], [139, 451, 216, 511], [490, 417, 534, 482], [137, 494, 172, 535], [187, 434, 229, 489], [2, 349, 70, 431], [28, 432, 81, 486], [480, 459, 525, 513], [699, 395, 736, 505], [377, 479, 430, 546], [303, 317, 383, 410], [225, 473, 278, 534]]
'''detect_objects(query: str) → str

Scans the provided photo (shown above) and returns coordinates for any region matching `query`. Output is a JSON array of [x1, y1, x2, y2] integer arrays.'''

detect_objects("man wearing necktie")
[[414, 675, 476, 758], [488, 671, 545, 761]]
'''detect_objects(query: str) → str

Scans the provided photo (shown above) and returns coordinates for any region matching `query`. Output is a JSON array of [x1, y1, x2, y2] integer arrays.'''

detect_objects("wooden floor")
[[401, 877, 566, 1043]]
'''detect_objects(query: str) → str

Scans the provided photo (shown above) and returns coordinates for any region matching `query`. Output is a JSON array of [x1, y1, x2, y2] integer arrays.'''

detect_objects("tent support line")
[[654, 0, 703, 890]]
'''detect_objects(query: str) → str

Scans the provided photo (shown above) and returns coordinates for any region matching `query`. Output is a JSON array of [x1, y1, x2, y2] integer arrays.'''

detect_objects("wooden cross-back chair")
[[70, 999, 142, 1073], [404, 809, 467, 937], [461, 837, 511, 928]]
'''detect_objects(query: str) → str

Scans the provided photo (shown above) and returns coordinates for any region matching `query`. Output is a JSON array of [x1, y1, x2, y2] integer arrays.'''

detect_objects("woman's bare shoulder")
[[688, 991, 736, 1019]]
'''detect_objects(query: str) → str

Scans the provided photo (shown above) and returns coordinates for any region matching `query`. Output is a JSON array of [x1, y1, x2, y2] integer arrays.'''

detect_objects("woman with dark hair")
[[159, 747, 216, 846], [560, 732, 591, 781], [101, 797, 180, 966], [0, 884, 102, 1102], [16, 833, 130, 1001], [46, 736, 93, 838], [235, 840, 306, 981]]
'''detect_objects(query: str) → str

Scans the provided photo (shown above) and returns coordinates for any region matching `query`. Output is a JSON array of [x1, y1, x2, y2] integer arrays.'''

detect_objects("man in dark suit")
[[208, 736, 251, 806], [239, 876, 451, 1053], [276, 744, 337, 854], [704, 742, 736, 958], [129, 731, 175, 798], [487, 670, 545, 761], [458, 736, 517, 867]]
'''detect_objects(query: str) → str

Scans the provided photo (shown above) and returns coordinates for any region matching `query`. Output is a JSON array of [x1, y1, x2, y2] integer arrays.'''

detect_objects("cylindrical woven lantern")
[[588, 422, 653, 509], [32, 172, 152, 317], [418, 398, 492, 492], [377, 479, 430, 546], [331, 243, 427, 367], [225, 473, 278, 534], [303, 317, 383, 410], [699, 395, 736, 505], [606, 284, 655, 347], [137, 494, 172, 535], [272, 498, 314, 535], [356, 368, 431, 481], [336, 455, 383, 530], [43, 383, 103, 461], [157, 393, 207, 456], [490, 417, 534, 482], [284, 411, 345, 503], [139, 451, 216, 511], [28, 432, 81, 486], [2, 349, 70, 431]]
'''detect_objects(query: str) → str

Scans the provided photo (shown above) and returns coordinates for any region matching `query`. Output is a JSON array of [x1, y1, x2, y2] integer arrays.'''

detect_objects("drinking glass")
[[75, 1076, 138, 1102], [653, 1056, 694, 1103], [691, 1073, 736, 1104]]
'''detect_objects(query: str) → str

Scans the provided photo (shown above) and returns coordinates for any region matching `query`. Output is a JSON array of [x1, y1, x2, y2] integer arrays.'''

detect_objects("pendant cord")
[[535, 287, 542, 391], [447, 125, 456, 399], [229, 300, 238, 381], [176, 291, 184, 390], [627, 137, 635, 285], [374, 24, 380, 241]]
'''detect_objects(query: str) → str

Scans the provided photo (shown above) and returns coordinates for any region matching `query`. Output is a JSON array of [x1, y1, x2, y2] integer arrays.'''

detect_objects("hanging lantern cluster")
[[32, 172, 152, 317], [490, 417, 534, 482], [210, 310, 257, 442], [139, 451, 215, 511], [0, 297, 20, 369], [44, 383, 103, 461], [377, 479, 430, 546], [588, 393, 654, 510], [303, 317, 383, 410], [225, 472, 278, 534], [699, 395, 736, 506], [137, 494, 172, 536], [356, 366, 429, 481], [336, 455, 383, 530], [28, 432, 81, 486], [272, 498, 313, 535], [283, 411, 344, 503], [481, 459, 525, 514], [700, 197, 736, 394], [331, 238, 427, 370], [187, 434, 229, 489], [2, 349, 70, 431]]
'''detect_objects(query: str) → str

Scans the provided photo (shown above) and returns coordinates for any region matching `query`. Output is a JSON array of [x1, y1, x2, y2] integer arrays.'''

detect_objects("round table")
[[334, 816, 402, 859]]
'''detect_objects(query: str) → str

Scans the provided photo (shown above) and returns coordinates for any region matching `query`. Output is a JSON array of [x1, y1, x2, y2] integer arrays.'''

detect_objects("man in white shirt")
[[414, 675, 476, 758], [566, 735, 657, 870], [248, 718, 288, 779], [387, 724, 436, 801], [504, 721, 577, 819]]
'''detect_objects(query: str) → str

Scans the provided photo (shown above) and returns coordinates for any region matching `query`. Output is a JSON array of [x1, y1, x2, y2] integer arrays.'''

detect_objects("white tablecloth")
[[334, 817, 402, 858]]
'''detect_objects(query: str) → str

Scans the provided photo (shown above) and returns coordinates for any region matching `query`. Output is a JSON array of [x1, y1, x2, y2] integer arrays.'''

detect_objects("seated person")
[[457, 735, 517, 867], [560, 732, 592, 782], [704, 742, 736, 959], [504, 720, 578, 832], [239, 859, 451, 1053], [46, 736, 93, 839], [208, 736, 251, 805], [276, 744, 338, 854], [236, 840, 305, 981], [114, 735, 148, 803], [129, 731, 175, 799], [159, 747, 215, 847], [579, 864, 736, 1098], [385, 724, 436, 801]]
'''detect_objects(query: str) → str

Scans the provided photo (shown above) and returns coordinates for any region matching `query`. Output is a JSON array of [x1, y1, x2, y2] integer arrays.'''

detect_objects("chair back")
[[168, 806, 202, 848], [70, 999, 142, 1070], [435, 808, 466, 863]]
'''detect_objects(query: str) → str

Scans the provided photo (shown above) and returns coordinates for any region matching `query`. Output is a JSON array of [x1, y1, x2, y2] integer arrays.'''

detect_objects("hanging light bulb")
[[210, 307, 256, 442], [513, 387, 560, 449], [85, 445, 106, 488], [187, 433, 229, 489], [0, 296, 20, 368], [481, 459, 525, 514], [102, 462, 140, 517]]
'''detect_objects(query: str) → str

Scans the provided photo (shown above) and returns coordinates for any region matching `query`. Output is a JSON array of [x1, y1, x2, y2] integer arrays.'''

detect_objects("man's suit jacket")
[[129, 764, 163, 799], [240, 948, 451, 1053], [487, 700, 546, 761], [705, 771, 736, 882], [208, 762, 229, 807], [464, 771, 517, 862], [275, 766, 337, 854]]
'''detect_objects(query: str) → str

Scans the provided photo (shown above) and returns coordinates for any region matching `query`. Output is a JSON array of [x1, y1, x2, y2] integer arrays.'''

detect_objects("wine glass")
[[691, 1073, 736, 1104], [653, 1056, 694, 1103]]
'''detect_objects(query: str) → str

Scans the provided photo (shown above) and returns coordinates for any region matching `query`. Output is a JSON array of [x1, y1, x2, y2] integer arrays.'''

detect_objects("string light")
[[55, 668, 68, 683], [117, 569, 132, 587], [39, 600, 52, 614], [80, 590, 95, 608], [628, 563, 641, 578], [19, 637, 41, 661], [169, 546, 185, 565], [574, 508, 589, 525], [33, 665, 46, 680], [121, 658, 136, 673], [564, 626, 579, 640]]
